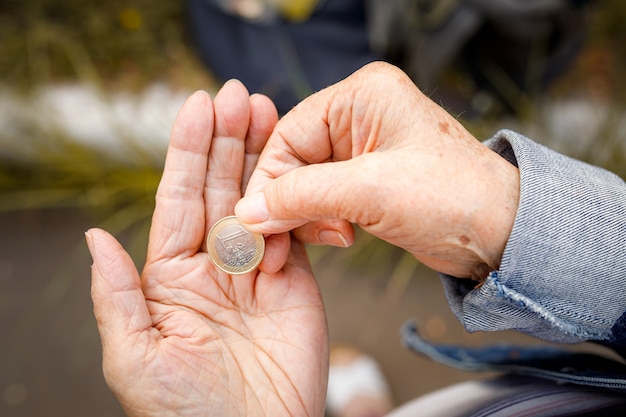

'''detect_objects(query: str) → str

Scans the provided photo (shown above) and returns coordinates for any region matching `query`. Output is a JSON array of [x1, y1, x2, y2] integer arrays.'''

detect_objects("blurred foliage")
[[0, 0, 204, 256], [0, 134, 160, 257], [0, 0, 212, 91]]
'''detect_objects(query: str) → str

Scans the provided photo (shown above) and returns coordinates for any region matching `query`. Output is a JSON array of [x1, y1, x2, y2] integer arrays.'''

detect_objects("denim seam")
[[487, 274, 611, 341]]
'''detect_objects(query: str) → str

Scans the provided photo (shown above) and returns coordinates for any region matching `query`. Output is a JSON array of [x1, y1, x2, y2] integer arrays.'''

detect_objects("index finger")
[[243, 82, 344, 196], [243, 60, 396, 197], [147, 91, 214, 262]]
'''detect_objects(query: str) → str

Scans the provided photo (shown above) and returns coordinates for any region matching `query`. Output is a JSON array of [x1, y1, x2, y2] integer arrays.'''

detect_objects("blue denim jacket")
[[403, 130, 626, 391]]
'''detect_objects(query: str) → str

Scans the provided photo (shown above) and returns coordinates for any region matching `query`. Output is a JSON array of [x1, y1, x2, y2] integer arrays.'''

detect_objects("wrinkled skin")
[[87, 82, 329, 417], [88, 61, 520, 417], [237, 62, 519, 281]]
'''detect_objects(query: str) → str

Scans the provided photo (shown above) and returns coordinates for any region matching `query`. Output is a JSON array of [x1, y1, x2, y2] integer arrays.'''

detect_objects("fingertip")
[[247, 93, 279, 153], [235, 192, 269, 225], [86, 229, 136, 285], [258, 232, 290, 274], [218, 79, 250, 100], [85, 229, 95, 257], [185, 90, 211, 109], [326, 220, 355, 247], [291, 220, 355, 247], [170, 90, 214, 152], [191, 89, 211, 99], [223, 78, 246, 88], [214, 79, 251, 138], [84, 228, 107, 262], [318, 230, 352, 248], [249, 93, 278, 123]]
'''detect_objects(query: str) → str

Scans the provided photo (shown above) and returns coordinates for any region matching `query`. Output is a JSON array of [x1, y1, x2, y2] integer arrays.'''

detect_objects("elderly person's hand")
[[87, 82, 328, 417], [236, 62, 520, 281]]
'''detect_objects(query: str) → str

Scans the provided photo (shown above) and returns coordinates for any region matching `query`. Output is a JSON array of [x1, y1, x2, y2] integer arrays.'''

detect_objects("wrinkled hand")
[[87, 82, 328, 417], [236, 62, 520, 280]]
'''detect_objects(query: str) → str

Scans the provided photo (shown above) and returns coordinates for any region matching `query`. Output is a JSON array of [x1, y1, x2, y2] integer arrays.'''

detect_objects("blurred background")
[[1, 1, 625, 416]]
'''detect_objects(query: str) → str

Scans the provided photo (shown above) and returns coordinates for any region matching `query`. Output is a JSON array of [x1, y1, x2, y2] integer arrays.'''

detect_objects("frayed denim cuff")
[[439, 129, 626, 345]]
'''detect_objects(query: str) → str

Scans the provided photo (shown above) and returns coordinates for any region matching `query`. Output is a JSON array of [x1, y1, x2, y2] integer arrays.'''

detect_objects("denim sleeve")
[[439, 129, 626, 345]]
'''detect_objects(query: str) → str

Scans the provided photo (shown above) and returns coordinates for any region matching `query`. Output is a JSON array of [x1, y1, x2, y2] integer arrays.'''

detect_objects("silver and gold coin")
[[207, 216, 265, 274]]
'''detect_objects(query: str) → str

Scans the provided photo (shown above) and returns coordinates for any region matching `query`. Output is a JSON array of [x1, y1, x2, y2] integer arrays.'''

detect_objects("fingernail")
[[236, 192, 269, 224], [318, 230, 350, 248]]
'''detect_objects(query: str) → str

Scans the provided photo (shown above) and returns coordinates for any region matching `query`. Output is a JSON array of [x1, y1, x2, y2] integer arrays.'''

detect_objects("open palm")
[[87, 82, 329, 417]]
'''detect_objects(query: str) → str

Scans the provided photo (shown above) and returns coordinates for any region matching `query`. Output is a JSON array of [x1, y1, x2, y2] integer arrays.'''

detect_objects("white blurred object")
[[0, 84, 192, 165], [0, 84, 623, 168]]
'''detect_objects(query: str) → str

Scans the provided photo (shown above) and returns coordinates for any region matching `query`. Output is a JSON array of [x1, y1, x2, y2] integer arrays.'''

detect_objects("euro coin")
[[207, 216, 265, 274]]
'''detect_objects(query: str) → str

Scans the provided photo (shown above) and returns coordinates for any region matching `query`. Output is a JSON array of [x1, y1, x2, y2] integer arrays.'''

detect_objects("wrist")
[[474, 147, 520, 278]]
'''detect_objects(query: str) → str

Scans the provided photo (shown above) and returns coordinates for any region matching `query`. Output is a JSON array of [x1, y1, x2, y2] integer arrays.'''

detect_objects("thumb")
[[86, 228, 152, 350], [235, 155, 384, 235]]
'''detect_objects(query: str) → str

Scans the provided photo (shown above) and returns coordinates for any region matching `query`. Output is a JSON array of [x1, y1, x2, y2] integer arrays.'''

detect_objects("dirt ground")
[[0, 208, 610, 416]]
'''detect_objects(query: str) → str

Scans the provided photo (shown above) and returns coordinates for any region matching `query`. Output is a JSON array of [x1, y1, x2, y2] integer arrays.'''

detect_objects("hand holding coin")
[[87, 82, 329, 417], [236, 62, 519, 281]]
